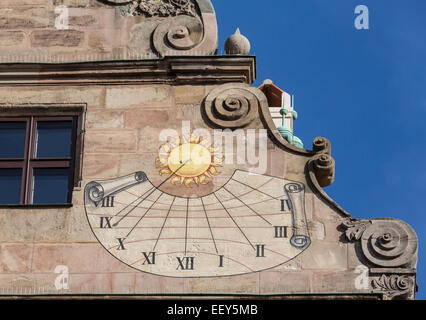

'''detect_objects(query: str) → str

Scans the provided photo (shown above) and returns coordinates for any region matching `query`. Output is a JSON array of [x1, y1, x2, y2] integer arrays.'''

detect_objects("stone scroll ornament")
[[203, 83, 268, 129], [103, 0, 218, 57], [342, 218, 418, 299]]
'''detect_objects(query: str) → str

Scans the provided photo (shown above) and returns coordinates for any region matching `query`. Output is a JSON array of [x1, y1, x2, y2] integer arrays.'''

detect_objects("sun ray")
[[159, 169, 172, 176]]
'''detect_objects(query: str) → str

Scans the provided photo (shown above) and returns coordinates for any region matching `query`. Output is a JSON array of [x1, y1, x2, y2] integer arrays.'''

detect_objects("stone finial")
[[224, 28, 251, 55]]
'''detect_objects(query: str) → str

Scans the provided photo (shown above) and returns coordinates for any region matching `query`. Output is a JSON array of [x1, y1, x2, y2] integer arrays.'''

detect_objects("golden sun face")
[[156, 134, 224, 187]]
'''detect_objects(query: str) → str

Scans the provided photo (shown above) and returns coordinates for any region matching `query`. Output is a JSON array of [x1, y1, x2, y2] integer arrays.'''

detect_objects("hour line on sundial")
[[125, 191, 164, 238], [213, 192, 256, 251], [200, 196, 219, 254], [230, 177, 281, 201], [152, 196, 176, 252], [222, 186, 273, 226], [112, 160, 190, 227], [185, 198, 189, 255]]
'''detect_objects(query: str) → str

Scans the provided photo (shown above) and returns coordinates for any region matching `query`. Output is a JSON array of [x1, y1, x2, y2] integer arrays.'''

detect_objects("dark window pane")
[[32, 168, 69, 204], [0, 168, 22, 204], [0, 122, 27, 158], [36, 121, 73, 158]]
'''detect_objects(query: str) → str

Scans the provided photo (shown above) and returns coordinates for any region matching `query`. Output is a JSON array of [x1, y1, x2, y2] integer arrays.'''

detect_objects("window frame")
[[0, 116, 78, 205]]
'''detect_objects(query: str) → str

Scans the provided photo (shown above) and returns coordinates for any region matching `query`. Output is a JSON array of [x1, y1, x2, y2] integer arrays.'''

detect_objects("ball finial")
[[224, 28, 251, 55]]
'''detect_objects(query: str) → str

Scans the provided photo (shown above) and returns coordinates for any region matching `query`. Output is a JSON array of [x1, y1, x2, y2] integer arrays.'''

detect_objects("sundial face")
[[84, 133, 311, 277]]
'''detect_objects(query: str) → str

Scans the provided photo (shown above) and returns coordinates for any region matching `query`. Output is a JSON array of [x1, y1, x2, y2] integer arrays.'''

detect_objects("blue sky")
[[214, 0, 426, 299]]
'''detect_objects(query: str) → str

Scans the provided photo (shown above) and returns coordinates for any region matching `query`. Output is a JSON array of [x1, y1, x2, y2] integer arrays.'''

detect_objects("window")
[[0, 116, 78, 205]]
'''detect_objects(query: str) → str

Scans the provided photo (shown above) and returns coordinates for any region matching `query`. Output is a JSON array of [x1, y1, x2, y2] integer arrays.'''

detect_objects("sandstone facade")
[[0, 0, 418, 300]]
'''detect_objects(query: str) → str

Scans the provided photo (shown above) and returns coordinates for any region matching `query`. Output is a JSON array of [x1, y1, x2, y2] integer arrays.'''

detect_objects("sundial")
[[84, 133, 311, 277]]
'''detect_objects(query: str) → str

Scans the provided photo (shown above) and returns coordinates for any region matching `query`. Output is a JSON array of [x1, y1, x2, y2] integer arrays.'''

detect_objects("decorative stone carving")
[[309, 153, 335, 188], [342, 218, 372, 241], [153, 15, 203, 54], [372, 274, 415, 300], [203, 83, 267, 129], [342, 218, 418, 268], [312, 137, 331, 155], [129, 0, 197, 17], [103, 0, 218, 57]]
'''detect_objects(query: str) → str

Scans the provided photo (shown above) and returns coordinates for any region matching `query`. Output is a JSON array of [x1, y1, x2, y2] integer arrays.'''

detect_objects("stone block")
[[31, 243, 132, 274], [111, 273, 136, 294], [86, 110, 124, 129], [88, 32, 106, 50], [0, 87, 104, 108], [308, 220, 326, 241], [0, 210, 69, 242], [268, 150, 286, 178], [69, 273, 112, 294], [259, 271, 311, 294], [69, 15, 96, 27], [105, 86, 171, 109], [85, 130, 138, 153], [31, 30, 84, 47], [138, 126, 179, 154], [300, 241, 348, 270], [64, 205, 96, 242], [128, 21, 159, 55], [175, 104, 196, 121], [0, 31, 25, 46], [135, 273, 184, 294], [0, 0, 48, 6], [0, 273, 58, 295], [184, 273, 259, 294], [124, 109, 170, 129], [82, 153, 120, 179], [312, 270, 368, 293], [174, 85, 206, 104], [118, 153, 157, 179], [52, 0, 97, 8], [0, 7, 53, 29], [0, 244, 33, 273]]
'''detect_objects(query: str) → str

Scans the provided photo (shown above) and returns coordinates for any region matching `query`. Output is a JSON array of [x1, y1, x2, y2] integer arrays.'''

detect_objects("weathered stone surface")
[[128, 21, 159, 55], [0, 31, 25, 46], [124, 109, 170, 129], [82, 154, 120, 179], [1, 0, 48, 5], [184, 273, 259, 294], [301, 241, 348, 270], [69, 15, 96, 27], [84, 131, 138, 153], [86, 110, 124, 129], [65, 205, 95, 242], [118, 153, 157, 178], [175, 104, 196, 121], [260, 271, 311, 294], [135, 273, 184, 294], [31, 244, 132, 273], [52, 0, 97, 8], [0, 210, 69, 242], [105, 87, 171, 109], [312, 270, 367, 293], [0, 244, 33, 273], [69, 273, 112, 294], [88, 32, 106, 50], [0, 274, 58, 295], [0, 88, 104, 108], [175, 85, 207, 104], [31, 30, 84, 47], [0, 8, 53, 29]]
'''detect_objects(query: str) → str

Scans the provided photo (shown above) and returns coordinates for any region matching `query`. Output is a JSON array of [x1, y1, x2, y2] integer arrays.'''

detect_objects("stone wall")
[[0, 0, 418, 300], [0, 76, 417, 299], [0, 0, 218, 62]]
